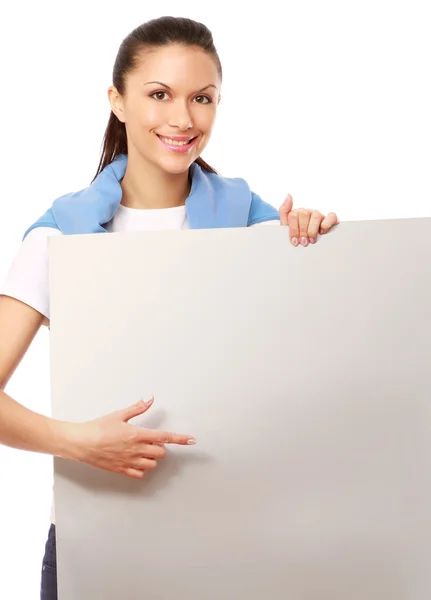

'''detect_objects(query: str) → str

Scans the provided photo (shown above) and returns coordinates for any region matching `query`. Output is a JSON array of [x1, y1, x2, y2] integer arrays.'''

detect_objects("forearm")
[[0, 388, 76, 458]]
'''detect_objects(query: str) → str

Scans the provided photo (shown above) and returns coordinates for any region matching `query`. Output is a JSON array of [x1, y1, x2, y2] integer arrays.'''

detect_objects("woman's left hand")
[[279, 194, 339, 246]]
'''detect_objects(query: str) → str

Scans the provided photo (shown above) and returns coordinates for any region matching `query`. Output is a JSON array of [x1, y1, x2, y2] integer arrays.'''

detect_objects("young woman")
[[0, 16, 339, 600]]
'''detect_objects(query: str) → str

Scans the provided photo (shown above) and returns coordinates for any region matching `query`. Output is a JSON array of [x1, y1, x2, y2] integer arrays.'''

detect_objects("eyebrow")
[[144, 81, 218, 92]]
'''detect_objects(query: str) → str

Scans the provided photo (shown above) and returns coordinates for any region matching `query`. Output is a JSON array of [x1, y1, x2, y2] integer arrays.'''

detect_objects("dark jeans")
[[40, 523, 57, 600]]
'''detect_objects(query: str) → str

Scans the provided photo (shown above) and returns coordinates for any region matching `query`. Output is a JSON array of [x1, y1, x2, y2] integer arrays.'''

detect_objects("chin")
[[157, 157, 197, 175]]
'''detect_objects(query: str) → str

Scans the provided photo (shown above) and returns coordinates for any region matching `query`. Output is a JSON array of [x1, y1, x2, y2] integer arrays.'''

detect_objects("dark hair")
[[92, 16, 222, 182]]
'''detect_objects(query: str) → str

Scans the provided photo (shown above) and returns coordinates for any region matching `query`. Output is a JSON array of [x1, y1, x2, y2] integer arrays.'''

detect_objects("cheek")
[[125, 99, 165, 129], [194, 106, 217, 133], [142, 103, 166, 126]]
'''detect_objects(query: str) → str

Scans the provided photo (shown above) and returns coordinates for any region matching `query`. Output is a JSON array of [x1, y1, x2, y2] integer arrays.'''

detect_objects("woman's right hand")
[[63, 397, 195, 479]]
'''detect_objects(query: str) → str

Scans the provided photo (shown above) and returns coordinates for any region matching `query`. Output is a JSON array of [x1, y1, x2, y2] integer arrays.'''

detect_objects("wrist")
[[49, 419, 84, 461]]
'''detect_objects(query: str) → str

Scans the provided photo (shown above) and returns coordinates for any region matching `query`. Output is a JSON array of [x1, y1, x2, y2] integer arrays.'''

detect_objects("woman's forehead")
[[130, 45, 220, 88]]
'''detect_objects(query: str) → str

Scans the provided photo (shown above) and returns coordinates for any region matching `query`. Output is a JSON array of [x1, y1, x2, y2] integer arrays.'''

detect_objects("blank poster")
[[48, 219, 431, 600]]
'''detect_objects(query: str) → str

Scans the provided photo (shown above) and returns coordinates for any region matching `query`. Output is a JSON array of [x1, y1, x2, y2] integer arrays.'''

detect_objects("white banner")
[[48, 221, 431, 599]]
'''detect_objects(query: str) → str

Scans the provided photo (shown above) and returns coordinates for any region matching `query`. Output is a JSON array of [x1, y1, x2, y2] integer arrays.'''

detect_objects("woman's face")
[[109, 44, 221, 175]]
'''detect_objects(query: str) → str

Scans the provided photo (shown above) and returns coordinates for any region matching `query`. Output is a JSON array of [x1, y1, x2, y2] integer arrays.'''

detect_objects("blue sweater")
[[23, 154, 279, 239]]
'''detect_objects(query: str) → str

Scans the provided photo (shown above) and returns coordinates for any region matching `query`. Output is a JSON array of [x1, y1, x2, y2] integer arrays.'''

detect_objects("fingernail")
[[301, 237, 308, 246], [309, 238, 315, 244], [146, 397, 154, 406], [187, 438, 196, 445], [291, 237, 298, 246]]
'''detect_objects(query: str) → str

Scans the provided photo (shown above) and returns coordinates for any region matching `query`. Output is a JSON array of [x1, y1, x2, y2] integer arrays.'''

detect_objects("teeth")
[[160, 136, 192, 146]]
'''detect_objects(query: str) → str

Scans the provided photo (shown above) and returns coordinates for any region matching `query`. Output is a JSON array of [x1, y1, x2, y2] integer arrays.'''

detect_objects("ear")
[[108, 86, 126, 123]]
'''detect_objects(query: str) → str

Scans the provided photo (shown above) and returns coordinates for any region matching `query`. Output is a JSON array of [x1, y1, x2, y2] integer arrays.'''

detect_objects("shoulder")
[[200, 167, 280, 227], [21, 225, 63, 249], [248, 191, 280, 226], [14, 225, 63, 259], [24, 225, 63, 240]]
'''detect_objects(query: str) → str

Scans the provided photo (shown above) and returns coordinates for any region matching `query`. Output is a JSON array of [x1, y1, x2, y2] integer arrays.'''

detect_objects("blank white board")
[[48, 220, 431, 600]]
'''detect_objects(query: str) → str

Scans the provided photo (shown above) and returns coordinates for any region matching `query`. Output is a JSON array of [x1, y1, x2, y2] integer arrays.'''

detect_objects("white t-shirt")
[[1, 203, 280, 523]]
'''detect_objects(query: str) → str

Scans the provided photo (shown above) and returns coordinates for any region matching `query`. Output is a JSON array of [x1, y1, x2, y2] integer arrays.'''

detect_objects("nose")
[[168, 100, 193, 131]]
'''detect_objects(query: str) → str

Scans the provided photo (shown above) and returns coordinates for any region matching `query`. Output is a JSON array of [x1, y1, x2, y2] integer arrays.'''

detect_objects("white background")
[[0, 0, 430, 597]]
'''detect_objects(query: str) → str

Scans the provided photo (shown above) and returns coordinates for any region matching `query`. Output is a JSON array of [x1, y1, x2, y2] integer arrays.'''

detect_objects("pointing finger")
[[138, 428, 196, 446]]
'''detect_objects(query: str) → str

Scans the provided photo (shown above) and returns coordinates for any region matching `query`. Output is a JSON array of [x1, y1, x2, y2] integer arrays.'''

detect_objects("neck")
[[120, 149, 191, 210]]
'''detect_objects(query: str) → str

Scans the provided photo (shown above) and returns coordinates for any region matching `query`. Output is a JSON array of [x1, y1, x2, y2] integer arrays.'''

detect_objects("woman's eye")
[[195, 95, 211, 104], [151, 92, 212, 103], [152, 91, 169, 100]]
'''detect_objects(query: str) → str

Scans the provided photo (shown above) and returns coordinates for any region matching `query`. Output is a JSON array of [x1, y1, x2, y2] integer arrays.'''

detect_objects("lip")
[[156, 134, 198, 153], [157, 135, 195, 141]]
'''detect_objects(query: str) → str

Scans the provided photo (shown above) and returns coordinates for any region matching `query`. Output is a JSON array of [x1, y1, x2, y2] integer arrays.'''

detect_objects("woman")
[[0, 16, 339, 600]]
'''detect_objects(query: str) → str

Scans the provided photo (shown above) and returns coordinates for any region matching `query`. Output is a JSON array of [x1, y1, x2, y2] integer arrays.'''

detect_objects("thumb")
[[120, 397, 154, 422], [279, 194, 293, 226]]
